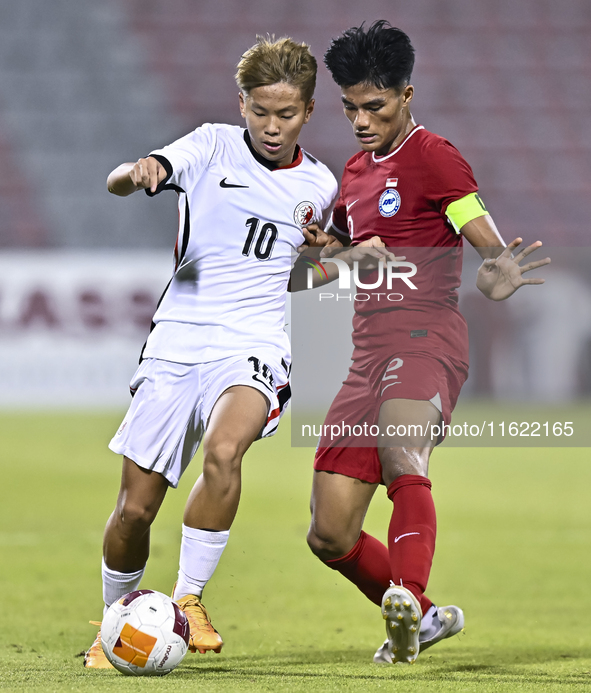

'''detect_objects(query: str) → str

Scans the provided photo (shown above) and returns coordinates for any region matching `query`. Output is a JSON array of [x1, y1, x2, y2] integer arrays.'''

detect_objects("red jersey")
[[331, 125, 478, 364]]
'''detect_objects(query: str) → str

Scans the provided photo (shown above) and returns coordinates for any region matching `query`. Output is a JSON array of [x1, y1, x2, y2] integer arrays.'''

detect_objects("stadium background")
[[1, 0, 590, 410], [1, 3, 590, 689], [2, 0, 591, 250]]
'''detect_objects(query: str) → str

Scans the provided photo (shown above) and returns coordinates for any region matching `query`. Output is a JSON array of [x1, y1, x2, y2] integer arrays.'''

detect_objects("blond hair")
[[236, 36, 317, 103]]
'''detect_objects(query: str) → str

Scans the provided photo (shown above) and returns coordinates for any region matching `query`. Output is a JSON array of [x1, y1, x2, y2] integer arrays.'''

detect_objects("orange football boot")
[[175, 594, 223, 654], [83, 622, 114, 669]]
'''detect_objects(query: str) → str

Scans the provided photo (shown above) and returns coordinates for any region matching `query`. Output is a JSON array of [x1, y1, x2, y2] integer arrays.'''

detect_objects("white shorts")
[[109, 352, 291, 488]]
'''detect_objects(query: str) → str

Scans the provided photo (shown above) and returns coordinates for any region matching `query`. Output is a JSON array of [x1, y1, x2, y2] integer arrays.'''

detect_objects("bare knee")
[[307, 524, 356, 562], [115, 498, 158, 538], [379, 447, 431, 488], [203, 438, 243, 474], [307, 471, 376, 562], [205, 437, 242, 464]]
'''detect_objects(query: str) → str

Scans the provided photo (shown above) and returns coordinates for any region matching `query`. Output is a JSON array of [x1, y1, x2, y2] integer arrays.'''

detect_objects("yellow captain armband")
[[445, 192, 488, 234]]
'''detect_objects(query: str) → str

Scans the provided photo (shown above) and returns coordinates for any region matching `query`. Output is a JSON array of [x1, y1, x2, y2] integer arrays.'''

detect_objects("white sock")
[[102, 558, 145, 611], [420, 604, 440, 637], [173, 525, 230, 600]]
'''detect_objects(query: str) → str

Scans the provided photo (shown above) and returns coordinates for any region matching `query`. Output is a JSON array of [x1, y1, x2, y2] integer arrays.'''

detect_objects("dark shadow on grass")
[[440, 664, 496, 672], [171, 648, 591, 686], [178, 646, 591, 669], [68, 647, 591, 687], [173, 666, 591, 687]]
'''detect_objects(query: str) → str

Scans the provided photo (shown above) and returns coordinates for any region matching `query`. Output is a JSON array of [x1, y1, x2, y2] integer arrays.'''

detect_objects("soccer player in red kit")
[[300, 21, 550, 664]]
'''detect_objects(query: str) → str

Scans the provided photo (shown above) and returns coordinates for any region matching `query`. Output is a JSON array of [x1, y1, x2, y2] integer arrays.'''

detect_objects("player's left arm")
[[449, 197, 550, 301]]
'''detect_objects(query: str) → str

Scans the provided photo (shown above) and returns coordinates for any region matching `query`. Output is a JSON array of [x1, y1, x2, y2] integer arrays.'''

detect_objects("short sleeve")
[[146, 123, 218, 196], [321, 178, 340, 229], [328, 190, 349, 239], [424, 139, 479, 215]]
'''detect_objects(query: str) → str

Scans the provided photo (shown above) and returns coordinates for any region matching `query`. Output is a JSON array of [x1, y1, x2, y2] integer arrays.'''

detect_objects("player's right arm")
[[107, 157, 168, 196]]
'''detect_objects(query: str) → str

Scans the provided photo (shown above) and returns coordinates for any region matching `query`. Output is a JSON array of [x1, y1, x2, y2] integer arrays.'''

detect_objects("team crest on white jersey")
[[294, 201, 317, 227], [378, 188, 401, 217]]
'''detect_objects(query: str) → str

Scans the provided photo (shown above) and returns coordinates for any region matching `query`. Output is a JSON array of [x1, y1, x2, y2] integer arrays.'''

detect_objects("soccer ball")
[[101, 590, 190, 676]]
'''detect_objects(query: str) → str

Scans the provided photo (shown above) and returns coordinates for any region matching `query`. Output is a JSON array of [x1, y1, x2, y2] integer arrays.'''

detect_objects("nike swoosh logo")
[[394, 532, 420, 543], [346, 199, 359, 212], [220, 177, 249, 189]]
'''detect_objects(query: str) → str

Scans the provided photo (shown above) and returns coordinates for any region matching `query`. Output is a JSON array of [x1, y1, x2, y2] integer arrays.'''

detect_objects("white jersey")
[[142, 123, 338, 363]]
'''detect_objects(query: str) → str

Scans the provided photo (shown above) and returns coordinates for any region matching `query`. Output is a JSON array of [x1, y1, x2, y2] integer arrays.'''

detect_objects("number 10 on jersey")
[[242, 217, 278, 261]]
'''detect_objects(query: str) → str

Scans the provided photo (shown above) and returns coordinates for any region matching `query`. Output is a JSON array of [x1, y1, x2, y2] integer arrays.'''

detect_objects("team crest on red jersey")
[[379, 188, 401, 217], [294, 201, 317, 227]]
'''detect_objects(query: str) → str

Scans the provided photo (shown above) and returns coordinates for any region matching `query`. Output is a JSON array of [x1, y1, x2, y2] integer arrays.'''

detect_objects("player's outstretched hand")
[[107, 156, 168, 196], [129, 157, 166, 193], [476, 238, 551, 301], [298, 224, 343, 254]]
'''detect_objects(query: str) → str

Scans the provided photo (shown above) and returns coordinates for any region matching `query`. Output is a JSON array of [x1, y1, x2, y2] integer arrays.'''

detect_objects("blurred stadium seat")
[[0, 128, 47, 246], [0, 0, 589, 406], [123, 0, 590, 246], [0, 0, 588, 248]]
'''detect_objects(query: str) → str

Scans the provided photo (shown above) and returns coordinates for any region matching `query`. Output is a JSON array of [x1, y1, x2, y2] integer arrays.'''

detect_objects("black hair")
[[324, 20, 415, 91]]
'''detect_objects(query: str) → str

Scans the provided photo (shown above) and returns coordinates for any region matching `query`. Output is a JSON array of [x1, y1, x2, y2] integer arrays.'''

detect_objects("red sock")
[[387, 474, 435, 615], [324, 531, 391, 606]]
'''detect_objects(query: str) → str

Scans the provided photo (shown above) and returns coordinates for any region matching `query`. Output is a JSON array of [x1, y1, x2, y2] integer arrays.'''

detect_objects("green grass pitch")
[[0, 411, 590, 691]]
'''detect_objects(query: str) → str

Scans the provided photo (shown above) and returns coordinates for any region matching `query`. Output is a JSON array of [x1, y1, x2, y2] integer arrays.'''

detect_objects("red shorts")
[[314, 351, 468, 484]]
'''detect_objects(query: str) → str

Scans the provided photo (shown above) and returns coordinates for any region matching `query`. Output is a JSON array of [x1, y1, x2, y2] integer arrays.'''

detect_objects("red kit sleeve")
[[329, 189, 349, 239], [424, 138, 479, 215]]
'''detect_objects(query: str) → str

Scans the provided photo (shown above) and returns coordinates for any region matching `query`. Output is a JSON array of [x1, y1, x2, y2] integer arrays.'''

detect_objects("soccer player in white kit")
[[84, 37, 338, 668]]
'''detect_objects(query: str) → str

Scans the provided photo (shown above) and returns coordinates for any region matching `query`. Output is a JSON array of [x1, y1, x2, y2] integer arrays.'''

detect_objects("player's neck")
[[383, 115, 416, 156], [243, 131, 301, 171]]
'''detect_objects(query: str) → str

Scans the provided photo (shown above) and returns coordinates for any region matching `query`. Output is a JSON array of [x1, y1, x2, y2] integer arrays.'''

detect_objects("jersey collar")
[[371, 124, 424, 163], [243, 131, 302, 171]]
